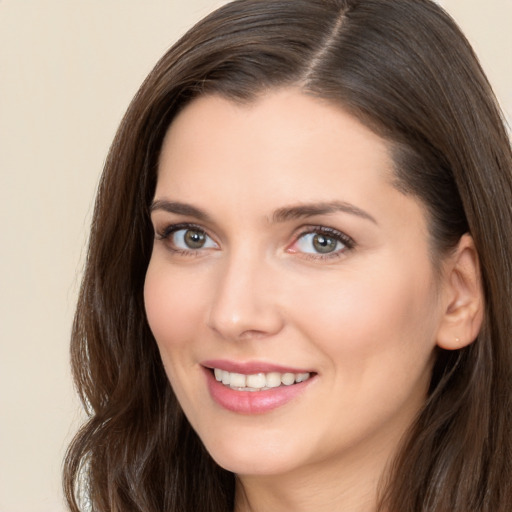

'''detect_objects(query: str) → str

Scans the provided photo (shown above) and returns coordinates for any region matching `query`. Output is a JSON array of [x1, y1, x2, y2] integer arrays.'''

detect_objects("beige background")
[[0, 1, 510, 511]]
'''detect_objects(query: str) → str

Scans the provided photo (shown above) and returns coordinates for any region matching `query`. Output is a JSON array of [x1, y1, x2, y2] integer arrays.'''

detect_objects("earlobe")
[[436, 234, 484, 351]]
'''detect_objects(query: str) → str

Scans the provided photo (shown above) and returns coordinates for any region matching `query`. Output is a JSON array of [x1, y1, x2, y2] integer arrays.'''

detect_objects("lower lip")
[[203, 368, 314, 414]]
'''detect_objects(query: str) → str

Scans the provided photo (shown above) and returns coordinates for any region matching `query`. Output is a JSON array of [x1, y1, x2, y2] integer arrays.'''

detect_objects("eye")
[[296, 232, 344, 254], [173, 228, 216, 250], [157, 224, 218, 253], [289, 227, 354, 258]]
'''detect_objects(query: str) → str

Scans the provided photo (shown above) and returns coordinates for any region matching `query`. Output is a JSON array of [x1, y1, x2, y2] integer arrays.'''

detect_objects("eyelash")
[[289, 225, 355, 260], [155, 222, 355, 260], [156, 223, 217, 256]]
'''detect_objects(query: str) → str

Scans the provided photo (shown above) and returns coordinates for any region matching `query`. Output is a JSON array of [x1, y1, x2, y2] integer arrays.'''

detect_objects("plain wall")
[[0, 1, 510, 511]]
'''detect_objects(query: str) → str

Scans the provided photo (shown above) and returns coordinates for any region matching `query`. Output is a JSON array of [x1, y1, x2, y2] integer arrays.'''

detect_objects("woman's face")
[[144, 89, 448, 478]]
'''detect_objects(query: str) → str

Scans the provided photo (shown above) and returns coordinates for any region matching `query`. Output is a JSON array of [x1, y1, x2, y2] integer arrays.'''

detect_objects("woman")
[[64, 0, 512, 511]]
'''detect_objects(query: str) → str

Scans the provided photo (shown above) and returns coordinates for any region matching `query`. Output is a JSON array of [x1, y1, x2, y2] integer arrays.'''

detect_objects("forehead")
[[157, 88, 395, 200]]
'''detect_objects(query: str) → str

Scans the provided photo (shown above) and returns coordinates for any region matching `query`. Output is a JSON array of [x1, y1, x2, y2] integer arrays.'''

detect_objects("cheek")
[[144, 259, 215, 414], [144, 260, 208, 352], [288, 265, 439, 436], [288, 264, 439, 366]]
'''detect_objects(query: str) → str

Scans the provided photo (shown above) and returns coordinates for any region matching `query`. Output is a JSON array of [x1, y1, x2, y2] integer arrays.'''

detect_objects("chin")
[[201, 432, 306, 476]]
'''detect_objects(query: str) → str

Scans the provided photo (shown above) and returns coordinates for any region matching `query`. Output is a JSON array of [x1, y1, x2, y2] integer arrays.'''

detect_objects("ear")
[[436, 234, 484, 350]]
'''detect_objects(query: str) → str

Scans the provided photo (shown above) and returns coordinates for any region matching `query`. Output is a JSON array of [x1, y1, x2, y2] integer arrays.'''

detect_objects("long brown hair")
[[64, 1, 512, 510]]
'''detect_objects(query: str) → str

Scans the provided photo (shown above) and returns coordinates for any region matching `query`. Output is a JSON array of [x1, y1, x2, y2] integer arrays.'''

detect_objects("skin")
[[144, 88, 482, 512]]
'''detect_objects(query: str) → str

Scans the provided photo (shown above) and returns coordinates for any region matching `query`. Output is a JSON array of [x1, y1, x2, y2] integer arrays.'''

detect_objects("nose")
[[207, 250, 285, 341]]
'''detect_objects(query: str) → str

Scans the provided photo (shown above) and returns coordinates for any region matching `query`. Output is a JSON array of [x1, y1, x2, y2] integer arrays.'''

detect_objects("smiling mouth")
[[213, 368, 312, 391]]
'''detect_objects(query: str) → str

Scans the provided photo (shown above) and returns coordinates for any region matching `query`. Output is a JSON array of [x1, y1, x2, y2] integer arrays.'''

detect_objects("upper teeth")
[[214, 369, 311, 390]]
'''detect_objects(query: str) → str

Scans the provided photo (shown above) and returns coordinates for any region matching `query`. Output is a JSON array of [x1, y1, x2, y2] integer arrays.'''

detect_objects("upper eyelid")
[[155, 221, 207, 233], [151, 214, 222, 240], [157, 222, 216, 242], [293, 224, 354, 243]]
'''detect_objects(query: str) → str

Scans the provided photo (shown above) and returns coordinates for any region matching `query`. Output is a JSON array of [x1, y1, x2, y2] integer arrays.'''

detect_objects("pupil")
[[313, 234, 337, 253], [185, 230, 206, 249]]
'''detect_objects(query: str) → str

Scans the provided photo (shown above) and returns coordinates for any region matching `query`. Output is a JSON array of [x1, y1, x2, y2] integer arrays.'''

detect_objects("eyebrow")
[[271, 201, 377, 225], [150, 200, 213, 222], [150, 199, 377, 225]]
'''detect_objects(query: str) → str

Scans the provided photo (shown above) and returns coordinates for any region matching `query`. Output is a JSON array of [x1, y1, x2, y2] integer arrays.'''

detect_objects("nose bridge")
[[207, 245, 283, 340]]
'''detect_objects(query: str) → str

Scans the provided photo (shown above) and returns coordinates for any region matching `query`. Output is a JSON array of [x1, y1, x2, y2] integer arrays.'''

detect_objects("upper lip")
[[201, 359, 314, 375]]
